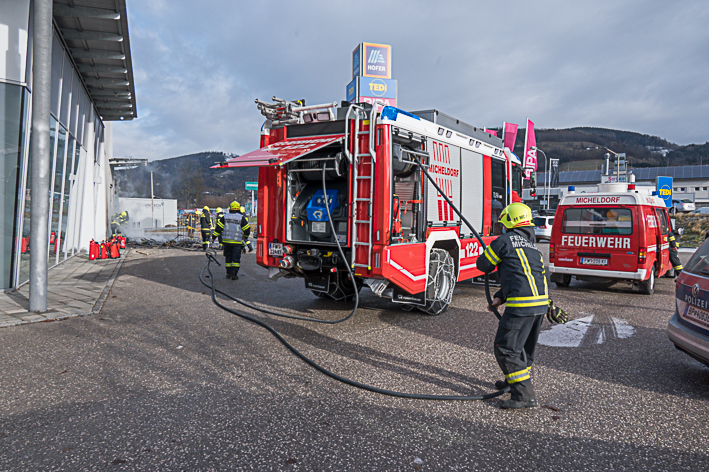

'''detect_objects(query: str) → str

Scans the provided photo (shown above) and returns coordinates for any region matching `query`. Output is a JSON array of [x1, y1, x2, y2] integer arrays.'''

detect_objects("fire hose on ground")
[[199, 158, 509, 400]]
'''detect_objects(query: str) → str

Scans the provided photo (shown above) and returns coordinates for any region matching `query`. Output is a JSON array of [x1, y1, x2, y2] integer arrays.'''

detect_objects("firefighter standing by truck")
[[212, 201, 250, 280], [200, 206, 213, 251], [476, 203, 563, 409], [669, 229, 683, 275]]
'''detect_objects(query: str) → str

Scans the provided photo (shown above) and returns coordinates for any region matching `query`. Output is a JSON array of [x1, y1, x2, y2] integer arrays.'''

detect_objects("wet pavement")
[[0, 246, 706, 471]]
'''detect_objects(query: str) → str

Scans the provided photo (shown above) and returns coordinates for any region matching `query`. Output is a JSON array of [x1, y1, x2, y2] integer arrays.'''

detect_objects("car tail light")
[[280, 255, 295, 269], [549, 243, 555, 262], [539, 225, 547, 229], [283, 244, 294, 255], [638, 247, 646, 265]]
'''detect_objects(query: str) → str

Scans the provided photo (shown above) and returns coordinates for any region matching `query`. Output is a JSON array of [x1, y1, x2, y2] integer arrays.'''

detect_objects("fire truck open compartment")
[[285, 144, 350, 246]]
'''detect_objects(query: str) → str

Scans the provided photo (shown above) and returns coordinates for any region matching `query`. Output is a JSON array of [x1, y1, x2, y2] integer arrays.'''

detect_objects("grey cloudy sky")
[[113, 0, 709, 160]]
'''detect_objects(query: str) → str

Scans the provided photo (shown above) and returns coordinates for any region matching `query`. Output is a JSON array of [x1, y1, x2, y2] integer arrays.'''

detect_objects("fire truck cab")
[[216, 98, 525, 314], [548, 183, 672, 295]]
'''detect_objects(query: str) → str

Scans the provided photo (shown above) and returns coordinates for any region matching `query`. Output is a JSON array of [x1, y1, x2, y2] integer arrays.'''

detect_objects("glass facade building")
[[0, 0, 136, 290]]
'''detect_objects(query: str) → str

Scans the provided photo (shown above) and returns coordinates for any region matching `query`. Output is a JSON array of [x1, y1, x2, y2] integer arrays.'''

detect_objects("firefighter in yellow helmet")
[[212, 201, 250, 280], [238, 205, 254, 252], [215, 207, 224, 249], [476, 202, 562, 409], [200, 206, 212, 251]]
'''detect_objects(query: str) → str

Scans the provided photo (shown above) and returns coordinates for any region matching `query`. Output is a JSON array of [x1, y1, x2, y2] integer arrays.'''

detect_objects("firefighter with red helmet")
[[476, 202, 553, 409], [212, 201, 250, 280]]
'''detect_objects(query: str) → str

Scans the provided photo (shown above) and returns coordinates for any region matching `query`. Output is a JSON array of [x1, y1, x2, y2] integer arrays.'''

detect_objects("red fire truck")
[[215, 98, 525, 314], [548, 183, 672, 294]]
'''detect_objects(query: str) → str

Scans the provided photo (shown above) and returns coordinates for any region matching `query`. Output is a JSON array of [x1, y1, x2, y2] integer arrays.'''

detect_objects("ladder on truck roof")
[[344, 104, 379, 271]]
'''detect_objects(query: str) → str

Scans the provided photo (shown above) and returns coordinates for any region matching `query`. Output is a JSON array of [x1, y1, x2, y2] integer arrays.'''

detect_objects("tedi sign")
[[348, 43, 397, 107]]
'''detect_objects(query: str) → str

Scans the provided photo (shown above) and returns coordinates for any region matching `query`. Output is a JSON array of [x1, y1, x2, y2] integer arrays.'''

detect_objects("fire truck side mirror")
[[529, 171, 537, 188]]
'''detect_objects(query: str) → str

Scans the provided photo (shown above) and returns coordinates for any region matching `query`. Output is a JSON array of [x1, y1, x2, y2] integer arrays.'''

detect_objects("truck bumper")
[[549, 264, 647, 281]]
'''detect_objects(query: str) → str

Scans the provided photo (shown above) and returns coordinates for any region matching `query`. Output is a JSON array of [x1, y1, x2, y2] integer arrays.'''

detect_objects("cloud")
[[113, 0, 709, 159]]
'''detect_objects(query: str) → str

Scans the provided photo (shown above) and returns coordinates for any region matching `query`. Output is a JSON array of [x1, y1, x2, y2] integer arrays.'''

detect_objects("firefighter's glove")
[[546, 299, 568, 324]]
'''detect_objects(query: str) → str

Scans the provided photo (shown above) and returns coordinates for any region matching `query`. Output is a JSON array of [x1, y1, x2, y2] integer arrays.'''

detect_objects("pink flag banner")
[[484, 128, 498, 137], [502, 122, 518, 152], [523, 119, 537, 179]]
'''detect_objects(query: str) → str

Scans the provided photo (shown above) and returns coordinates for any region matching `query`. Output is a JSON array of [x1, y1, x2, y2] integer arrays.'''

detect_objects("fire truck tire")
[[554, 274, 572, 287], [639, 266, 655, 295], [312, 274, 362, 301], [420, 249, 455, 316]]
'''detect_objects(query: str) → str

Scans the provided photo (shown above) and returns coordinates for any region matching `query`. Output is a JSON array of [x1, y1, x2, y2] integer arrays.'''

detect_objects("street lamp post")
[[150, 165, 165, 228], [532, 146, 549, 210]]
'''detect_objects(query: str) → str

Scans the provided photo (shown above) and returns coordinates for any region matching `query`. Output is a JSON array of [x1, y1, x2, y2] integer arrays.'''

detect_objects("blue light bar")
[[380, 106, 421, 122]]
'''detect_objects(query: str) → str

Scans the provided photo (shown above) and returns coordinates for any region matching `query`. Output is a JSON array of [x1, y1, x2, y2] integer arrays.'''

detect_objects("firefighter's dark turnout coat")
[[476, 226, 548, 401], [212, 210, 251, 277]]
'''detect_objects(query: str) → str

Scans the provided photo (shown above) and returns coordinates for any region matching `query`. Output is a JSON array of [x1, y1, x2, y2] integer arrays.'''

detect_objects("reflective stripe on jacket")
[[476, 226, 549, 315], [213, 212, 250, 244]]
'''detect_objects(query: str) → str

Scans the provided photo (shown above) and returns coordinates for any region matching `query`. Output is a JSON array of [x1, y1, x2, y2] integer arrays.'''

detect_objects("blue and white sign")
[[656, 176, 673, 208]]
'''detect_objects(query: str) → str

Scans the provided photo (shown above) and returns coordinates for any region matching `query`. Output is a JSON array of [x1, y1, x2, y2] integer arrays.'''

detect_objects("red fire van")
[[548, 184, 672, 295]]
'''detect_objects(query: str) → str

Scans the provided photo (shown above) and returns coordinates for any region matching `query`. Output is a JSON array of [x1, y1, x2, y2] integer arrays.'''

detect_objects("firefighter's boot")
[[500, 398, 538, 409], [495, 380, 508, 390]]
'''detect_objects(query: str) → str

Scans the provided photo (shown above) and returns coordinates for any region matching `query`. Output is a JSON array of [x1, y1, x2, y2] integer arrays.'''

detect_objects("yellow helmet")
[[195, 209, 201, 215], [499, 202, 534, 229], [229, 201, 240, 210], [216, 207, 223, 214], [203, 206, 210, 212], [239, 206, 246, 214]]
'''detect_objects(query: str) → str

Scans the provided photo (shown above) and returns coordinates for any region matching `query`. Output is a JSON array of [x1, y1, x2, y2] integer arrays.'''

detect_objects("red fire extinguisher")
[[100, 242, 109, 259], [119, 236, 126, 249], [89, 240, 99, 260], [21, 237, 29, 254], [109, 239, 120, 258], [50, 231, 56, 244]]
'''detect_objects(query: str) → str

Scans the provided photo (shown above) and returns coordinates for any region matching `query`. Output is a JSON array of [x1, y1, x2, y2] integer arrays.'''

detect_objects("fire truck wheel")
[[554, 274, 572, 287], [639, 266, 655, 295], [420, 249, 455, 316]]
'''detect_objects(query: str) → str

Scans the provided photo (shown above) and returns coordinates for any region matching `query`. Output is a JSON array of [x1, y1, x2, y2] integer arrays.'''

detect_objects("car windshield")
[[682, 199, 693, 203], [561, 207, 633, 235], [533, 217, 547, 226], [684, 239, 709, 275]]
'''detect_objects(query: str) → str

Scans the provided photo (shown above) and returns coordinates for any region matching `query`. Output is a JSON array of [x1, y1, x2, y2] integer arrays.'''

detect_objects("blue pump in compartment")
[[306, 189, 339, 221]]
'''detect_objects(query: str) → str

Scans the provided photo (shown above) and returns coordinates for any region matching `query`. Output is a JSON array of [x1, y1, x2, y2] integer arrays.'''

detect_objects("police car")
[[668, 240, 709, 367]]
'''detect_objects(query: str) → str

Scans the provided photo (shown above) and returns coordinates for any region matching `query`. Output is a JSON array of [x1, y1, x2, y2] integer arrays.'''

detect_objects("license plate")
[[683, 305, 709, 328], [312, 222, 327, 233], [580, 257, 608, 266], [268, 243, 283, 256]]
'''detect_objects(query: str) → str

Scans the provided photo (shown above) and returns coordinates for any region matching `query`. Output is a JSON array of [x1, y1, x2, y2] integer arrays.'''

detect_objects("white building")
[[0, 1, 136, 301]]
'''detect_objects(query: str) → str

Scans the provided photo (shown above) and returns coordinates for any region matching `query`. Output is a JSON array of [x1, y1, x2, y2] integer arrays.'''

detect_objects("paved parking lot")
[[1, 247, 707, 471]]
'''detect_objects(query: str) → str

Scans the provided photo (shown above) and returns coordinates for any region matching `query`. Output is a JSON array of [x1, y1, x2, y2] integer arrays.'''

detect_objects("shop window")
[[0, 83, 26, 288]]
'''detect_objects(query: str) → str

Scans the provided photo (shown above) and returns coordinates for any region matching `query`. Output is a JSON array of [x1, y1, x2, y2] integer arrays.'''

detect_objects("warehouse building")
[[529, 165, 709, 209], [0, 0, 136, 306]]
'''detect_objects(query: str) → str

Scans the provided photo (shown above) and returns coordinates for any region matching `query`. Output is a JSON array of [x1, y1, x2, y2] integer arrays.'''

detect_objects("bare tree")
[[175, 162, 205, 207]]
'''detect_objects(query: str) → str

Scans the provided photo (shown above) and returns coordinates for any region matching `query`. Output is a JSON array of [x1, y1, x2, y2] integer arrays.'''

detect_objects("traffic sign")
[[245, 181, 258, 191]]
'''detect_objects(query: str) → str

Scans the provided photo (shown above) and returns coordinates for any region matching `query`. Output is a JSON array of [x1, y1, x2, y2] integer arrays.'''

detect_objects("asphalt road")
[[1, 246, 707, 471]]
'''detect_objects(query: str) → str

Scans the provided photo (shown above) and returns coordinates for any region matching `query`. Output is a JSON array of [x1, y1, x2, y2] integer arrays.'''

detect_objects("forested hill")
[[508, 127, 708, 172], [113, 151, 257, 209]]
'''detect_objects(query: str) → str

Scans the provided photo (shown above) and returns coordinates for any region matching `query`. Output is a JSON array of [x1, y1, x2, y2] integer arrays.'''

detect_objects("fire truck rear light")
[[638, 248, 647, 265], [331, 267, 337, 273], [283, 244, 294, 255], [280, 255, 295, 269], [549, 243, 555, 261]]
